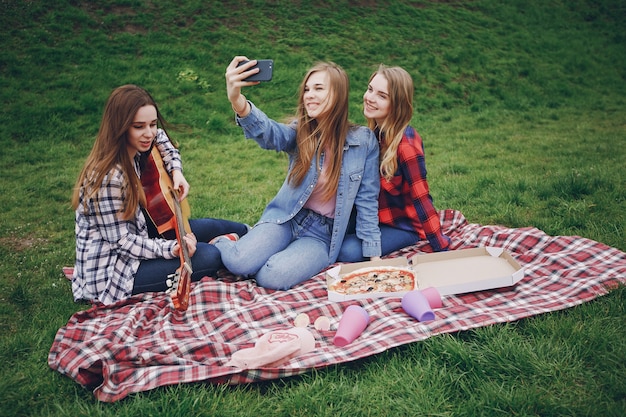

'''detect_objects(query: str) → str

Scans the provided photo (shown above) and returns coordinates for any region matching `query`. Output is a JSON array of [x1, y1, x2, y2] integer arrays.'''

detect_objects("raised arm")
[[225, 56, 261, 117]]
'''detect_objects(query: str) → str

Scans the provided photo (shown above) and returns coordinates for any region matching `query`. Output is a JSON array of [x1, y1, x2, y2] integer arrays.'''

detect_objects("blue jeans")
[[132, 218, 248, 294], [337, 224, 419, 262], [215, 209, 333, 290]]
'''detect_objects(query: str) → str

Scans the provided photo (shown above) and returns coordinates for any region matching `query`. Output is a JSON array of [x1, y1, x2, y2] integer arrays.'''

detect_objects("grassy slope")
[[0, 0, 624, 415]]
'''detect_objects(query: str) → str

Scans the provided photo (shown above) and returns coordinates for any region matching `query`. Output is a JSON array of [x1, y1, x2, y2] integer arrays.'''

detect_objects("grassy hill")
[[1, 1, 624, 415]]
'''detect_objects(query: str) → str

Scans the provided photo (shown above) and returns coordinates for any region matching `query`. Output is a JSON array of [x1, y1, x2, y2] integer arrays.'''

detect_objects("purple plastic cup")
[[333, 305, 370, 347], [402, 290, 436, 322], [420, 287, 443, 309]]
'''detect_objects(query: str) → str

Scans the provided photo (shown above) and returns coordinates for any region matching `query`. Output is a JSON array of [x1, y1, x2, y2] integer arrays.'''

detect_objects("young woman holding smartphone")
[[215, 57, 381, 290]]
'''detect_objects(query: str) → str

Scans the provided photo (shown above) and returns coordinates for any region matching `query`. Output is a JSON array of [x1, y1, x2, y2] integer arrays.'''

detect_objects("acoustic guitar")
[[141, 146, 192, 239], [165, 187, 192, 311], [141, 146, 192, 311]]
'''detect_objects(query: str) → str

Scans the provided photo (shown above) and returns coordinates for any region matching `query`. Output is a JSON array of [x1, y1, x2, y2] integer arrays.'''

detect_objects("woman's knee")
[[216, 241, 264, 276], [254, 258, 296, 290], [191, 244, 222, 270], [255, 253, 328, 290]]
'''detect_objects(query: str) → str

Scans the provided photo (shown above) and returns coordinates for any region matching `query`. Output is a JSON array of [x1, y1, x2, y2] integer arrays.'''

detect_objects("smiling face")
[[126, 105, 157, 158], [363, 73, 391, 126], [303, 70, 331, 119]]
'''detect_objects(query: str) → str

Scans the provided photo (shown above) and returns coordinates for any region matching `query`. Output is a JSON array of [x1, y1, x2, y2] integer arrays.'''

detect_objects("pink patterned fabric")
[[48, 210, 626, 402]]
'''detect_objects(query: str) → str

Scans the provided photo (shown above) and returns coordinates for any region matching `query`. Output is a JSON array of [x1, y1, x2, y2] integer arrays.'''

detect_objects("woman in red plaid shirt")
[[338, 65, 450, 262]]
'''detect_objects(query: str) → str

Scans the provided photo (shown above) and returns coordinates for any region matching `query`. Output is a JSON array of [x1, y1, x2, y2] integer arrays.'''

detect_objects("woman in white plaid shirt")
[[71, 85, 247, 305]]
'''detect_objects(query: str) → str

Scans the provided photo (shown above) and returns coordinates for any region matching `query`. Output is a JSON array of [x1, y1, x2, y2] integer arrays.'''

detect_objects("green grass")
[[1, 0, 625, 415]]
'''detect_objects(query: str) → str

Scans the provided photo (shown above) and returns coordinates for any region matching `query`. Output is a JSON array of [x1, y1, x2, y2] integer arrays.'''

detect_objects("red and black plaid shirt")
[[378, 126, 450, 252]]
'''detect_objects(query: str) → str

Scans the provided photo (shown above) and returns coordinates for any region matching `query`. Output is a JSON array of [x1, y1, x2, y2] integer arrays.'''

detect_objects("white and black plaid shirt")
[[72, 130, 182, 304]]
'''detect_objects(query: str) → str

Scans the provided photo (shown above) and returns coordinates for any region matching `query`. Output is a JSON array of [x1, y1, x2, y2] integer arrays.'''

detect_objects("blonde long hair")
[[72, 85, 168, 220], [288, 62, 352, 201], [367, 65, 414, 181]]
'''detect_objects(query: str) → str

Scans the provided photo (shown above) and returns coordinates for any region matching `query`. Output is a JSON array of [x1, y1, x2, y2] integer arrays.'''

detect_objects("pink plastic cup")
[[333, 305, 370, 347], [402, 290, 436, 322], [420, 287, 443, 309]]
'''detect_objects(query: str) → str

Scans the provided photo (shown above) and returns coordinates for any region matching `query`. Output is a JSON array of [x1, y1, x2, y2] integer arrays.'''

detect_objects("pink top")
[[303, 149, 336, 218]]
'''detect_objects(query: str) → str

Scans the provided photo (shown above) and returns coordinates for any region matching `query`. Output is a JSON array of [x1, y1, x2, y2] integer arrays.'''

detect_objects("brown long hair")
[[367, 65, 414, 181], [71, 85, 168, 220], [288, 62, 352, 201]]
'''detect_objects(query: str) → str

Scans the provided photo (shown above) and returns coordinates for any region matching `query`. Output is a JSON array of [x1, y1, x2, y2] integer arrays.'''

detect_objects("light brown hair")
[[367, 65, 414, 181], [72, 85, 168, 219], [288, 62, 352, 201]]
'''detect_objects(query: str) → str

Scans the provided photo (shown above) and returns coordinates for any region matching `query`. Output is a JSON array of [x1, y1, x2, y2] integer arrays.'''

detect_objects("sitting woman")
[[71, 84, 248, 305], [215, 57, 382, 290], [339, 65, 450, 262]]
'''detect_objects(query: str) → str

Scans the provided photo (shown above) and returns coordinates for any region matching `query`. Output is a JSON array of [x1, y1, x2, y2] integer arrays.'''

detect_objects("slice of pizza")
[[329, 266, 416, 295]]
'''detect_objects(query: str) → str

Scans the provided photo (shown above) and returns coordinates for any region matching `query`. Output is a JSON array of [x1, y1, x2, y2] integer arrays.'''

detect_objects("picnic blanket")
[[48, 210, 626, 402]]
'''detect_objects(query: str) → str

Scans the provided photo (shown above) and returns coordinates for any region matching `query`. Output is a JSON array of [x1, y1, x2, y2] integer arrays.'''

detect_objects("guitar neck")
[[165, 187, 193, 312], [170, 189, 192, 269]]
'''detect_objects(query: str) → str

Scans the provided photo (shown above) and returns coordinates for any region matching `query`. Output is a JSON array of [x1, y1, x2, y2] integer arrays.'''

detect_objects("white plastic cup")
[[402, 290, 436, 322], [333, 305, 370, 347]]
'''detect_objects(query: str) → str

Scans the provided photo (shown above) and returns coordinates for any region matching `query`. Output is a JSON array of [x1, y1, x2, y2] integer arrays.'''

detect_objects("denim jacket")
[[236, 102, 381, 261]]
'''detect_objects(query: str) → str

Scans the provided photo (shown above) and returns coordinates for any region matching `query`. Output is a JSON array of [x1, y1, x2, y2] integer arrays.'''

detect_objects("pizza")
[[329, 266, 416, 295]]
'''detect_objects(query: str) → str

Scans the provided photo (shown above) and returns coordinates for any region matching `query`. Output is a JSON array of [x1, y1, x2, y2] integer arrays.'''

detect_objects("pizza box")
[[326, 247, 524, 302], [409, 246, 524, 296]]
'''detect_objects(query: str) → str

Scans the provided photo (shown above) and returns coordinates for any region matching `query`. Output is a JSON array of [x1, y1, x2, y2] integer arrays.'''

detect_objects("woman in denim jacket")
[[216, 57, 381, 290]]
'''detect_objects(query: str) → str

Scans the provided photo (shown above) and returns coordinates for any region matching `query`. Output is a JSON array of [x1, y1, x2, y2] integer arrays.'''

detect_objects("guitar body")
[[141, 147, 191, 239], [141, 146, 193, 311]]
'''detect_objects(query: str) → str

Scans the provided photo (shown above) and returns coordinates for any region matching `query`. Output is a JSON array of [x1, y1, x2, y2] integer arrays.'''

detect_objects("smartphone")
[[237, 59, 273, 82]]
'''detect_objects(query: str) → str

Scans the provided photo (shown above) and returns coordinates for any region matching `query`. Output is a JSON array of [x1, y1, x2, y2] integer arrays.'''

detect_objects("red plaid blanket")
[[48, 210, 626, 402]]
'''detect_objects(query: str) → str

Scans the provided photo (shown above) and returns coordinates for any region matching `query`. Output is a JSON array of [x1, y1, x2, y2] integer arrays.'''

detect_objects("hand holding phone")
[[237, 59, 273, 82]]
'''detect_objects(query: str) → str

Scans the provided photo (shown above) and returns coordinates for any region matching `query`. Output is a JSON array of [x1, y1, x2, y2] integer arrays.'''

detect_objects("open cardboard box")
[[326, 247, 524, 302]]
